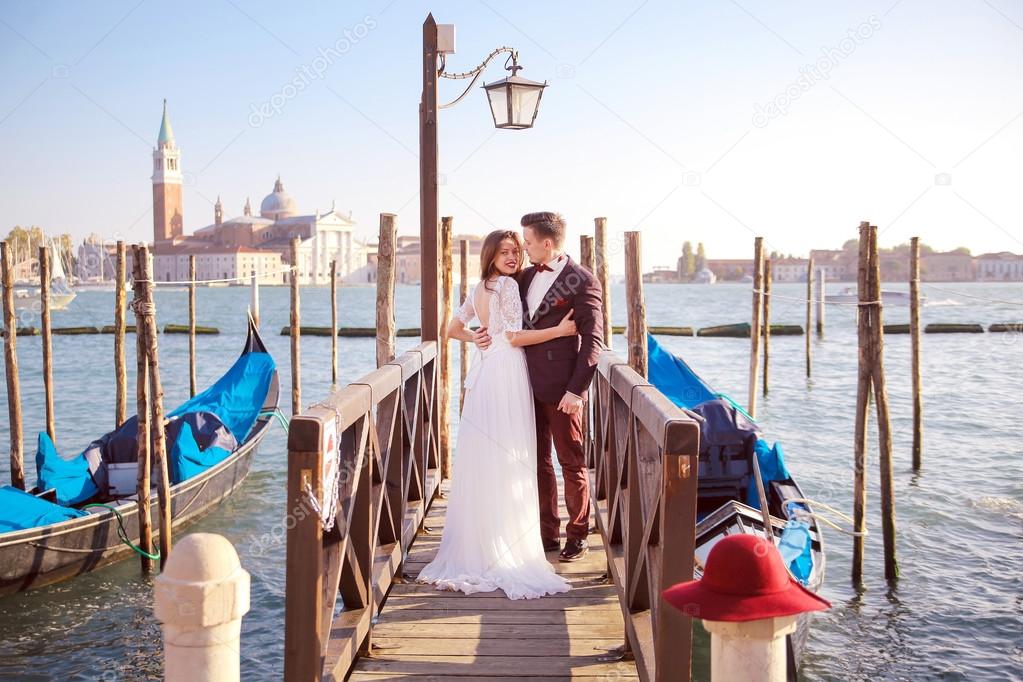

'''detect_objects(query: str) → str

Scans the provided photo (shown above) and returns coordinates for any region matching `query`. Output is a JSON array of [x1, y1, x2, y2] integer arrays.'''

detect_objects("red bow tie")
[[531, 256, 564, 273]]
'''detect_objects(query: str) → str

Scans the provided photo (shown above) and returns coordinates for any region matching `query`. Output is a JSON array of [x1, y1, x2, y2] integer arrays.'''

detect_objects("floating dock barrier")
[[924, 323, 984, 334], [164, 324, 219, 334]]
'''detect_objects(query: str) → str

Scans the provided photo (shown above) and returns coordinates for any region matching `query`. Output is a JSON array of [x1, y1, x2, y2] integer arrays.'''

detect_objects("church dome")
[[260, 176, 297, 219]]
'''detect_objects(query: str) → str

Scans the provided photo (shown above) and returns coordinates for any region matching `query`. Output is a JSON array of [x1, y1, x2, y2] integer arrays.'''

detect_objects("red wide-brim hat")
[[662, 534, 831, 622]]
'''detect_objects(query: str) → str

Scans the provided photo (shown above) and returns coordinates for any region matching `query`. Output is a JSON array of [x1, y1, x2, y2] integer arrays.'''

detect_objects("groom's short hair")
[[520, 212, 566, 247]]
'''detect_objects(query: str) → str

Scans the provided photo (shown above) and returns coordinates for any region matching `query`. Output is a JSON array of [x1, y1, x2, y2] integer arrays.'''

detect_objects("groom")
[[475, 212, 605, 562]]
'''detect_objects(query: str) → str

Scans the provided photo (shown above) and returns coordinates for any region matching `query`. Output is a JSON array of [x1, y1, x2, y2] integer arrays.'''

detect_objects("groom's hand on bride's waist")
[[472, 326, 492, 350]]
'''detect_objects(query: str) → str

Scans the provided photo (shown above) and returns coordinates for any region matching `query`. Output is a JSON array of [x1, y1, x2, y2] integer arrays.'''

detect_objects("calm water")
[[0, 281, 1020, 681]]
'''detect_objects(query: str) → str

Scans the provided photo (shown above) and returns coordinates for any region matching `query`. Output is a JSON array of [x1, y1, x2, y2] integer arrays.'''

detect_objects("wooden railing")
[[590, 349, 702, 682], [283, 341, 441, 681]]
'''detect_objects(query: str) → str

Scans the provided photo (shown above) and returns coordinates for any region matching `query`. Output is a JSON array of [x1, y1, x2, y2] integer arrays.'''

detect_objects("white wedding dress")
[[417, 275, 571, 600]]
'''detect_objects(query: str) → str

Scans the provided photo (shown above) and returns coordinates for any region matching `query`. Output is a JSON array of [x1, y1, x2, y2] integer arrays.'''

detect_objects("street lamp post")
[[419, 13, 547, 343], [419, 14, 547, 475]]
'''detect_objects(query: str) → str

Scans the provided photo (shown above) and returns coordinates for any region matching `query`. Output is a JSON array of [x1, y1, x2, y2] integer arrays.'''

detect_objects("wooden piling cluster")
[[130, 244, 173, 571], [852, 222, 899, 583]]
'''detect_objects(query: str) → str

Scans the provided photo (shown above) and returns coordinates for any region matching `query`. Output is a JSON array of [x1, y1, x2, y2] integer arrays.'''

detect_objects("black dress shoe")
[[559, 538, 589, 562], [543, 538, 561, 553]]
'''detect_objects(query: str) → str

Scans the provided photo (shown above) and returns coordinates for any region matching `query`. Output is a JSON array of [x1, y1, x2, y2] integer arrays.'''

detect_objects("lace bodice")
[[454, 275, 523, 339]]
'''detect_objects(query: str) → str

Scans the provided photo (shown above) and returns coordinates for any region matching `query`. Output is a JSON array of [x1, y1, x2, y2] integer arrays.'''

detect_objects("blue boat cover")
[[35, 432, 99, 505], [169, 351, 275, 443], [647, 334, 716, 409], [0, 485, 87, 532], [171, 421, 232, 484], [32, 349, 275, 503]]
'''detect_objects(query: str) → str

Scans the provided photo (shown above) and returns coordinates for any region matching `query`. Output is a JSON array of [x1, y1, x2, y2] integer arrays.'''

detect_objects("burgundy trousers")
[[534, 399, 591, 542]]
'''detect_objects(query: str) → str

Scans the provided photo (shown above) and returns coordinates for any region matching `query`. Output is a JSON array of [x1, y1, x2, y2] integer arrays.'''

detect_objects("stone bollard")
[[702, 615, 797, 681], [154, 533, 250, 682], [662, 534, 830, 682]]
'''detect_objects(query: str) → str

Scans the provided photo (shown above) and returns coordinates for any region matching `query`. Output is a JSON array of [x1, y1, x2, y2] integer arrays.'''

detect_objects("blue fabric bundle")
[[35, 433, 98, 505]]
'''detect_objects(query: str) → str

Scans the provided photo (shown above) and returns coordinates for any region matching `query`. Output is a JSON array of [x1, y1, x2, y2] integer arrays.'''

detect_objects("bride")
[[417, 229, 576, 599]]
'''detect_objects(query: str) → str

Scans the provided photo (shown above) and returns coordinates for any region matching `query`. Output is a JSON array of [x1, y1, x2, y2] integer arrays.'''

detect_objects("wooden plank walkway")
[[349, 481, 638, 680]]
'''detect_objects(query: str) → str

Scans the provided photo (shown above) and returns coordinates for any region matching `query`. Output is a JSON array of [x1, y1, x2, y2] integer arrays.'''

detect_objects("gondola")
[[647, 334, 825, 680], [0, 317, 279, 596]]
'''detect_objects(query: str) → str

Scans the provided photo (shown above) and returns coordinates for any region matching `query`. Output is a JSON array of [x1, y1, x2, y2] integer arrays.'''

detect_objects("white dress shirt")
[[526, 253, 569, 317]]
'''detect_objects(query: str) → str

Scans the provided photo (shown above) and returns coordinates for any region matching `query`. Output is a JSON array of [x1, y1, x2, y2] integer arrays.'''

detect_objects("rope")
[[301, 400, 344, 531], [258, 408, 290, 431], [922, 283, 1023, 307], [81, 503, 162, 560], [751, 288, 880, 307], [783, 497, 868, 538], [144, 266, 297, 287]]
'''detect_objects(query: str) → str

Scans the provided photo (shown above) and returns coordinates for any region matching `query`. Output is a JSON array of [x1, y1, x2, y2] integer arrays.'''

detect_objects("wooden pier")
[[283, 343, 701, 681]]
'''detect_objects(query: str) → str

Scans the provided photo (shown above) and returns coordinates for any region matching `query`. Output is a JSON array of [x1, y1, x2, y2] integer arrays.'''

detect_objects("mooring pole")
[[868, 224, 898, 581], [114, 241, 127, 427], [909, 237, 923, 471], [852, 223, 871, 585], [624, 231, 647, 378], [39, 246, 56, 444], [376, 213, 397, 368], [594, 217, 613, 347], [439, 216, 453, 481], [459, 238, 469, 412], [188, 255, 197, 398], [747, 237, 764, 419], [805, 256, 813, 378], [132, 257, 154, 574], [330, 259, 338, 385], [816, 267, 825, 337], [289, 238, 301, 416], [762, 259, 772, 398]]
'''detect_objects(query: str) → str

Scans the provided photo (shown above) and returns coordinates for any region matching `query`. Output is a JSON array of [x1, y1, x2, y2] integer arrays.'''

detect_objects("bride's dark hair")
[[479, 230, 522, 291]]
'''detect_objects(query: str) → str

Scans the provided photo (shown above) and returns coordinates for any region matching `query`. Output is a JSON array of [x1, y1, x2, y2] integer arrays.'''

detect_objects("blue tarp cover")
[[0, 485, 87, 532]]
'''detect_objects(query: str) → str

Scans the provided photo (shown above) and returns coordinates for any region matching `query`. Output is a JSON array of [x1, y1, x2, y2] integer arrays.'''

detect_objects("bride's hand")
[[556, 310, 577, 337]]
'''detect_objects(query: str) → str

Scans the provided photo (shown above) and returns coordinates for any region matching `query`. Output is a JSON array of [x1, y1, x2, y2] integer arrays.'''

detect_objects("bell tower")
[[152, 99, 183, 247]]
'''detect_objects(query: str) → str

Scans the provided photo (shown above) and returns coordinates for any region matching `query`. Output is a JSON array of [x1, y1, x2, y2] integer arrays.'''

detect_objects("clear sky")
[[1, 1, 1020, 273]]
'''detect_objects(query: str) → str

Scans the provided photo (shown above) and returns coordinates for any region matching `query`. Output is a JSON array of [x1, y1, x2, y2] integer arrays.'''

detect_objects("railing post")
[[284, 416, 325, 681], [655, 420, 700, 682]]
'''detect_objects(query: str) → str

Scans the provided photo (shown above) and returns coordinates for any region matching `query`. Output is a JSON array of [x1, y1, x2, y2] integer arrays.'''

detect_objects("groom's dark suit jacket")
[[517, 257, 605, 404]]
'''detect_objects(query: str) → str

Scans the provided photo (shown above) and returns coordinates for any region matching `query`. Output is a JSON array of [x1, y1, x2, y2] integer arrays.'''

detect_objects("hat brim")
[[662, 577, 831, 622]]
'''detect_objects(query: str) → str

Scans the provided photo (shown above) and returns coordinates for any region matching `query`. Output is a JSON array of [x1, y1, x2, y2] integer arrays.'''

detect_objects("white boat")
[[825, 286, 921, 305], [14, 240, 77, 312]]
